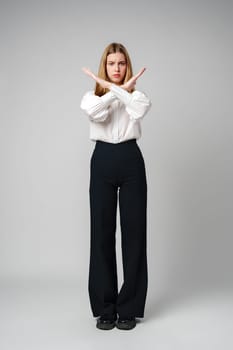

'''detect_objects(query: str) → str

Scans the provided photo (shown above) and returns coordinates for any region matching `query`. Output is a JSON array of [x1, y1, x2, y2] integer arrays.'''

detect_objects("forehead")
[[107, 52, 126, 61]]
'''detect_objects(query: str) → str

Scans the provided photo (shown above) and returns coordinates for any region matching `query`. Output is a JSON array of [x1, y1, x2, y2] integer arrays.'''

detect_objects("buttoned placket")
[[112, 101, 119, 142]]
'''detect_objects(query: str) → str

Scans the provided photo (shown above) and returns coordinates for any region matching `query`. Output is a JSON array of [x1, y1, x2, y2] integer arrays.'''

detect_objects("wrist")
[[120, 84, 127, 91], [121, 84, 131, 92]]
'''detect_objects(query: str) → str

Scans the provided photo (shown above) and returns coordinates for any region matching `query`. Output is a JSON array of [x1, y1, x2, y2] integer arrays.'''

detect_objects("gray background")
[[0, 0, 232, 349]]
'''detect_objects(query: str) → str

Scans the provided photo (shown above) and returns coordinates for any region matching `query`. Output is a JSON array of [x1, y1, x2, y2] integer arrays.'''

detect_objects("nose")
[[115, 64, 120, 72]]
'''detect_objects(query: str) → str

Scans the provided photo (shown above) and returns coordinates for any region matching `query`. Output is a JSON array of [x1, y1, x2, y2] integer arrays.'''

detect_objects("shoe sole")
[[96, 322, 116, 330], [115, 322, 136, 330]]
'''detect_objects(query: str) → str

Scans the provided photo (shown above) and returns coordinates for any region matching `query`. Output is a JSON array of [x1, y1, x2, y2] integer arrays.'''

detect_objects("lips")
[[113, 74, 120, 77]]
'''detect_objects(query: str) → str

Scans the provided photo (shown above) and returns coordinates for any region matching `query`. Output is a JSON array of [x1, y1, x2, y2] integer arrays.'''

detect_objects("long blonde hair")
[[94, 42, 134, 96]]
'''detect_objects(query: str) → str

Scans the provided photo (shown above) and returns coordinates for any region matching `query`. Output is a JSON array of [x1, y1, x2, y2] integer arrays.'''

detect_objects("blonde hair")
[[94, 42, 134, 96]]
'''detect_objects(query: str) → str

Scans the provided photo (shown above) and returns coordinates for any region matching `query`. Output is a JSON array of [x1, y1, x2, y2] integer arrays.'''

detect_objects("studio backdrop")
[[0, 0, 232, 298]]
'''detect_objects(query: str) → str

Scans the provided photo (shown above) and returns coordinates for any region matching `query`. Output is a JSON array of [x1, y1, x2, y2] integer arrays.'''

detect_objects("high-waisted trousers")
[[88, 138, 148, 319]]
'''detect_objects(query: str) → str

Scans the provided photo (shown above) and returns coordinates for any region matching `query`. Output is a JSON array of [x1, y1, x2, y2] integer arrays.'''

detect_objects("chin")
[[112, 79, 123, 84]]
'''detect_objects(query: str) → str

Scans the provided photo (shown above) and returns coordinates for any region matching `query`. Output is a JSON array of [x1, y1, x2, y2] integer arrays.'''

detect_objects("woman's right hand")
[[82, 67, 112, 90]]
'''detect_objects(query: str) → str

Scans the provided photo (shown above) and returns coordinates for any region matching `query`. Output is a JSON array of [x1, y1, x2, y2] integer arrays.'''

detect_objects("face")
[[106, 52, 127, 85]]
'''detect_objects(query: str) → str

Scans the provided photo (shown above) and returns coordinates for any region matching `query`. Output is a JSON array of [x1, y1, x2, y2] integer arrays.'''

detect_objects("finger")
[[135, 67, 146, 79], [82, 67, 97, 81], [134, 67, 146, 80], [81, 67, 89, 75], [82, 67, 94, 76], [82, 67, 89, 73]]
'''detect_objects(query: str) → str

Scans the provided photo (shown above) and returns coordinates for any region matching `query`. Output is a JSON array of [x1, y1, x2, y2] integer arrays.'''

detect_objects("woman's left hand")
[[82, 67, 111, 89], [121, 67, 146, 92]]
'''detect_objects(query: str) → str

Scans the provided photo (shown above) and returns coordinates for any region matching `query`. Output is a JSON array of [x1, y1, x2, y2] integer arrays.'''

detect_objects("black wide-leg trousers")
[[88, 138, 148, 319]]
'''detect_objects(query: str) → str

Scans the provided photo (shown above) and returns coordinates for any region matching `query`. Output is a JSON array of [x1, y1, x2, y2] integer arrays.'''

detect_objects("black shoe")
[[116, 316, 137, 330], [96, 315, 117, 330]]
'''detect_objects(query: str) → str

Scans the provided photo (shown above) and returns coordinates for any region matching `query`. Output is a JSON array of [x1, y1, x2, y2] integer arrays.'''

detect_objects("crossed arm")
[[81, 66, 147, 92], [80, 67, 151, 122]]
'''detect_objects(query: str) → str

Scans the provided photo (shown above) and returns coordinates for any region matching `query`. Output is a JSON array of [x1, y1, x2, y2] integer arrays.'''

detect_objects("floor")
[[0, 280, 232, 350]]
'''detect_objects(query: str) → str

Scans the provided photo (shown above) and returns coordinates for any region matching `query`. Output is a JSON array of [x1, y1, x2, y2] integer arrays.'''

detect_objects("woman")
[[80, 42, 151, 330]]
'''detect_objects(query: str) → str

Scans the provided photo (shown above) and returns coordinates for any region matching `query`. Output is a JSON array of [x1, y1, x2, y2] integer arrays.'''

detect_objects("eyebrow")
[[107, 60, 126, 63]]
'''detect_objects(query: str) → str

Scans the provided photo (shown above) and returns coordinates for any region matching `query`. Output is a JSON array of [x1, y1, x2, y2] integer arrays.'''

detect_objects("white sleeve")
[[80, 90, 117, 122], [110, 84, 152, 121]]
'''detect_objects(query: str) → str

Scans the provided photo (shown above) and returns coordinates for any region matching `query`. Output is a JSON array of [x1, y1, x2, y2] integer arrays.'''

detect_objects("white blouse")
[[80, 83, 151, 144]]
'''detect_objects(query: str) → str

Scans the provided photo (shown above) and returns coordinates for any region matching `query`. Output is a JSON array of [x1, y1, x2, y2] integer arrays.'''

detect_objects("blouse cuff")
[[101, 90, 117, 105], [110, 84, 132, 105]]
